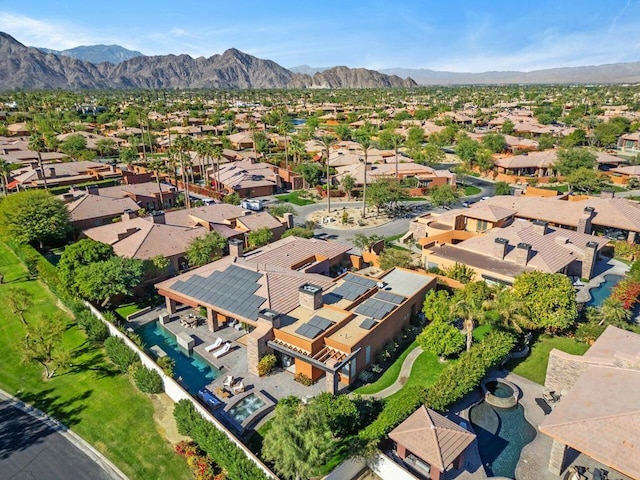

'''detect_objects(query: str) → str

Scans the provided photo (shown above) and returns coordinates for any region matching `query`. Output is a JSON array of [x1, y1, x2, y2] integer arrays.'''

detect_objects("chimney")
[[35, 168, 43, 180], [299, 283, 323, 311], [228, 237, 244, 258], [86, 185, 99, 195], [48, 167, 56, 178], [600, 189, 615, 199], [116, 227, 138, 242], [577, 206, 595, 234], [494, 237, 509, 260], [61, 192, 75, 203], [258, 308, 281, 328], [532, 219, 548, 235], [515, 242, 532, 266], [581, 241, 599, 280], [121, 209, 137, 222], [283, 212, 294, 229], [150, 210, 165, 224], [30, 161, 38, 170]]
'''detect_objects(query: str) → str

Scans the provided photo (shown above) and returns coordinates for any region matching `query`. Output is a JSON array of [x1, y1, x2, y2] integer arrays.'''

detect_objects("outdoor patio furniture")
[[205, 338, 223, 352], [223, 375, 235, 387], [214, 387, 231, 399], [213, 342, 231, 359], [232, 382, 245, 394]]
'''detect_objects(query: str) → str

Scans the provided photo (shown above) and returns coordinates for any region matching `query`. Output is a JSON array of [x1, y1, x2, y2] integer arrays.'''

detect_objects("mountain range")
[[0, 33, 414, 90], [36, 44, 144, 65], [4, 31, 640, 90]]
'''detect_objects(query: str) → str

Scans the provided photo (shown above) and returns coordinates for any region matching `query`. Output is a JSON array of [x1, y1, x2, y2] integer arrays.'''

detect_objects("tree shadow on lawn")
[[68, 343, 119, 379], [0, 388, 92, 459]]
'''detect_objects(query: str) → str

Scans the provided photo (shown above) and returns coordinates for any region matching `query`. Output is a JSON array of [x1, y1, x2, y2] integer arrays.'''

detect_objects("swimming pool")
[[227, 393, 266, 423], [136, 321, 220, 394], [586, 274, 623, 307], [470, 401, 536, 478]]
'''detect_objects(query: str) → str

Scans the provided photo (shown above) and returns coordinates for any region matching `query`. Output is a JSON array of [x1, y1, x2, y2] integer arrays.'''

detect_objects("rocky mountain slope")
[[0, 33, 415, 90], [36, 44, 144, 65]]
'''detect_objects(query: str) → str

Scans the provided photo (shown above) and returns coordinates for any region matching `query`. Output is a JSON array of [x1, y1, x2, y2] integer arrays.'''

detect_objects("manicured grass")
[[386, 350, 450, 400], [505, 333, 590, 385], [0, 243, 190, 480], [541, 184, 569, 193], [274, 191, 316, 206], [352, 341, 418, 395], [463, 185, 481, 196]]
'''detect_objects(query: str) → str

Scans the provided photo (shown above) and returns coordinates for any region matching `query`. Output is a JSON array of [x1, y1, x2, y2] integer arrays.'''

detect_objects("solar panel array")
[[360, 318, 378, 330], [295, 315, 334, 339], [355, 298, 396, 320], [332, 273, 378, 301], [374, 291, 406, 305], [172, 265, 265, 320]]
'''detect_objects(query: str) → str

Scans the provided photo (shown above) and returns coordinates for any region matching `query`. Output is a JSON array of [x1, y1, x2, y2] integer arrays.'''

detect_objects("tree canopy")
[[186, 231, 226, 267], [0, 190, 70, 248], [75, 256, 144, 304], [417, 321, 465, 358], [554, 148, 597, 175], [58, 238, 115, 293], [512, 271, 577, 331], [429, 184, 460, 207], [565, 167, 607, 194], [378, 248, 413, 271], [247, 227, 273, 249]]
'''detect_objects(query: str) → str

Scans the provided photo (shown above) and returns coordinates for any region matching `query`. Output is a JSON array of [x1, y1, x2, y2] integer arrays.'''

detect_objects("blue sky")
[[0, 0, 639, 72]]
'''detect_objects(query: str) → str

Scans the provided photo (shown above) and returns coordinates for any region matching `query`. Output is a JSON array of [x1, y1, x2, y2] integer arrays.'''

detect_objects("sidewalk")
[[359, 346, 424, 399]]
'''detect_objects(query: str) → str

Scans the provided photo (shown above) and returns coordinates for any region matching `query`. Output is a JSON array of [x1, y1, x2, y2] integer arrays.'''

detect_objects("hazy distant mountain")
[[0, 32, 415, 90], [36, 44, 144, 64], [381, 64, 640, 85], [288, 65, 331, 75]]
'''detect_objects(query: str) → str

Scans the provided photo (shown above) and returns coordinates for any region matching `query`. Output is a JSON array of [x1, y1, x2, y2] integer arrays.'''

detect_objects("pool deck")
[[442, 369, 633, 480], [575, 256, 629, 305], [128, 305, 326, 405]]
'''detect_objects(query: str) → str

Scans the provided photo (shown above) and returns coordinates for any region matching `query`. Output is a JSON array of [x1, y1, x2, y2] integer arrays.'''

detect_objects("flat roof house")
[[156, 237, 435, 392]]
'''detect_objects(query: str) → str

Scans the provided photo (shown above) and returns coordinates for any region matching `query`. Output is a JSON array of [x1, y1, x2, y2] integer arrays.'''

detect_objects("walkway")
[[359, 346, 424, 399], [0, 389, 128, 480]]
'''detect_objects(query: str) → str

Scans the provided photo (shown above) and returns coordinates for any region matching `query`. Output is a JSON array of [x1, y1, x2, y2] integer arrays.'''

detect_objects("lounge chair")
[[204, 338, 223, 352], [213, 342, 231, 359], [223, 375, 234, 387], [232, 381, 245, 394]]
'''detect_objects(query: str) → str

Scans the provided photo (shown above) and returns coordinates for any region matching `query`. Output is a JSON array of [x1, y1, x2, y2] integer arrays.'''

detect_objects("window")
[[365, 346, 371, 365]]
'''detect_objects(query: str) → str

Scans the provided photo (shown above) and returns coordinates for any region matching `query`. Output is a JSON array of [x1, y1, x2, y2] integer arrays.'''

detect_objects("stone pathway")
[[359, 346, 424, 399]]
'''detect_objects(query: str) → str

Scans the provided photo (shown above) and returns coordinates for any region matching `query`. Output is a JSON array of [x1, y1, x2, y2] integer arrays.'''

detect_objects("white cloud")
[[0, 12, 97, 49]]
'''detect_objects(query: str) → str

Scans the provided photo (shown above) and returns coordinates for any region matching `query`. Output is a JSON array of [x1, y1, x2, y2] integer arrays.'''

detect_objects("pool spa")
[[223, 390, 275, 433], [470, 380, 536, 478], [586, 274, 624, 307], [136, 320, 220, 394]]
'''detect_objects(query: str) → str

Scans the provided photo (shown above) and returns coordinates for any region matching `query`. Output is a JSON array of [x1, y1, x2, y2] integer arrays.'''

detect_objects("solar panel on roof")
[[360, 318, 378, 330], [332, 282, 369, 301], [374, 291, 405, 305], [344, 273, 377, 288], [355, 298, 396, 320], [308, 315, 333, 331]]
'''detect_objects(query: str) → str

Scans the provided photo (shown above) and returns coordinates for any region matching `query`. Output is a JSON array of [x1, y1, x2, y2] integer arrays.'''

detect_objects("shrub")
[[157, 356, 176, 376], [257, 354, 276, 376], [85, 316, 109, 343], [174, 400, 269, 480], [294, 372, 313, 386], [133, 365, 164, 394], [104, 336, 139, 373], [175, 441, 220, 480], [417, 322, 465, 358]]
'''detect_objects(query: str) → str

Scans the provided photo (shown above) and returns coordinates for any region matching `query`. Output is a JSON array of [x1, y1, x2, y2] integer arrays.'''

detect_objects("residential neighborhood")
[[2, 5, 640, 480]]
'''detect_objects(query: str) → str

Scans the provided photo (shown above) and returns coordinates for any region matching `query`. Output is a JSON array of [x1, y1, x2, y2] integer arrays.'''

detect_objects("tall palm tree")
[[174, 136, 194, 209], [317, 134, 336, 213], [146, 158, 166, 210], [452, 296, 485, 352], [289, 136, 305, 165], [248, 120, 258, 159], [389, 132, 404, 180], [278, 120, 290, 171], [354, 132, 372, 219], [211, 145, 223, 193], [28, 134, 48, 191], [0, 158, 12, 195]]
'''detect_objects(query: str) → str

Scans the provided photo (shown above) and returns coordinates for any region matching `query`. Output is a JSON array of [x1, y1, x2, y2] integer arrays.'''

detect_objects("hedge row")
[[359, 330, 516, 443], [174, 400, 269, 480]]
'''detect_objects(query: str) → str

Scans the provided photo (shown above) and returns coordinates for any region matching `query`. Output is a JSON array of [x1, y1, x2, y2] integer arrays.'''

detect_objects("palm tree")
[[0, 159, 12, 195], [599, 297, 630, 327], [389, 132, 404, 180], [147, 158, 166, 210], [452, 297, 485, 352], [248, 120, 258, 159], [278, 121, 290, 171], [317, 134, 336, 213], [289, 136, 305, 165], [489, 290, 536, 334], [194, 140, 209, 183], [211, 145, 223, 193], [174, 136, 194, 209], [28, 134, 48, 191], [354, 132, 372, 219]]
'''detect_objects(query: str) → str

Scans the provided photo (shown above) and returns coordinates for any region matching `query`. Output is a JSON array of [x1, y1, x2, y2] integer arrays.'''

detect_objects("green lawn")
[[385, 351, 450, 403], [353, 341, 418, 395], [505, 334, 590, 384], [463, 185, 481, 196], [0, 243, 190, 480], [274, 191, 316, 206]]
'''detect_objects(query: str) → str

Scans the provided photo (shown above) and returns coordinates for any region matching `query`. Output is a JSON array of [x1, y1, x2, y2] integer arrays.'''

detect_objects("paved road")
[[0, 394, 126, 480]]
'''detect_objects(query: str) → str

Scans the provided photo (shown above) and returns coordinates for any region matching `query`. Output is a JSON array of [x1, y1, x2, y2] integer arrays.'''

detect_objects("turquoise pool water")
[[586, 274, 623, 307], [136, 321, 220, 394], [470, 402, 536, 478], [228, 394, 266, 423]]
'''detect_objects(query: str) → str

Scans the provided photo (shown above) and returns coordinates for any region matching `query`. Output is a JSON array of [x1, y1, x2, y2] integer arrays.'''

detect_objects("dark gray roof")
[[171, 265, 265, 320], [360, 318, 378, 330], [331, 273, 378, 301], [343, 273, 378, 288], [295, 323, 324, 339]]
